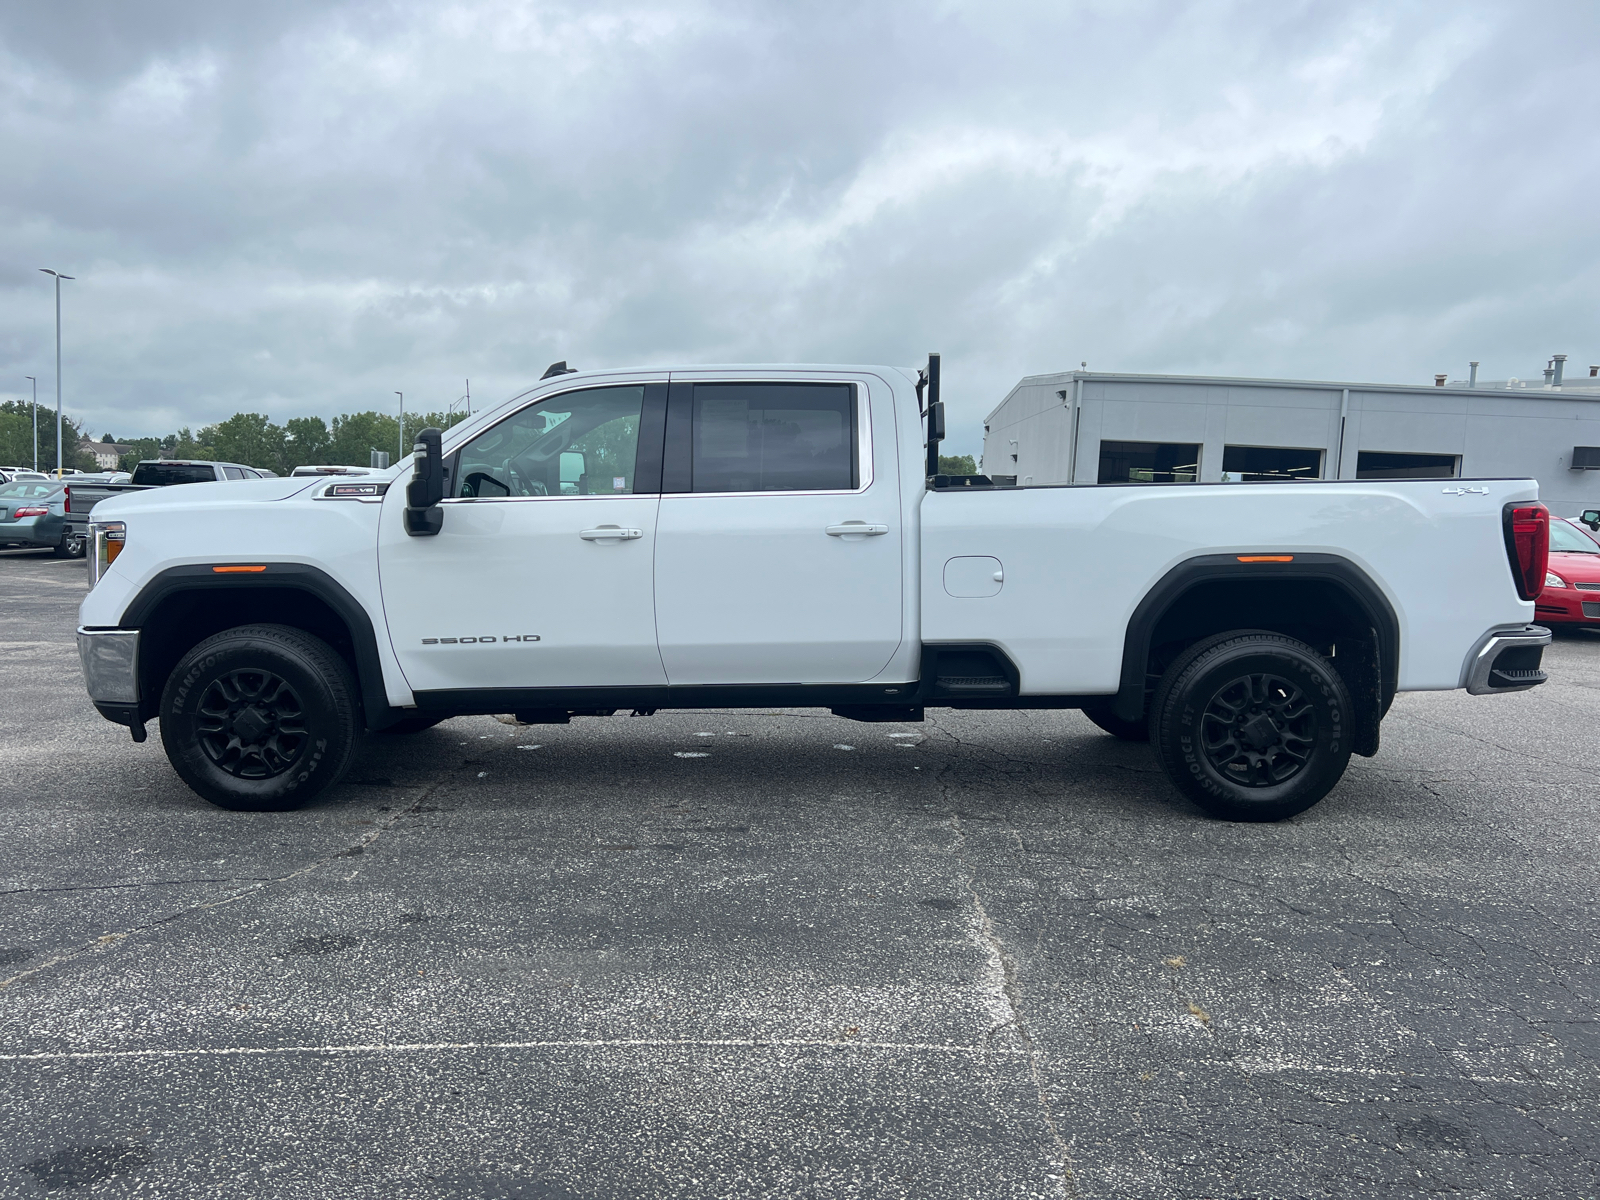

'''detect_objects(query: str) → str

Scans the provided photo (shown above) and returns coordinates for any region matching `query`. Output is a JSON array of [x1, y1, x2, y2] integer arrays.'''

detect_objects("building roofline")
[[987, 369, 1600, 424]]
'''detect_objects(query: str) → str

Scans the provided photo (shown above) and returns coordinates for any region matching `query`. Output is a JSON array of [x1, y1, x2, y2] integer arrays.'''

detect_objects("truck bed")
[[919, 478, 1533, 695]]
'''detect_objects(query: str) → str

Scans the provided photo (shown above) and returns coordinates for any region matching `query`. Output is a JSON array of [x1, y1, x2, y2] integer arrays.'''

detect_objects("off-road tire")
[[380, 714, 447, 735], [1151, 631, 1351, 822], [1081, 704, 1149, 742], [160, 624, 359, 811]]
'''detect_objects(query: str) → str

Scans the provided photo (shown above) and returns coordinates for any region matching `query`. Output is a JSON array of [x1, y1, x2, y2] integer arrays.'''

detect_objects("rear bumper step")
[[1464, 625, 1551, 695]]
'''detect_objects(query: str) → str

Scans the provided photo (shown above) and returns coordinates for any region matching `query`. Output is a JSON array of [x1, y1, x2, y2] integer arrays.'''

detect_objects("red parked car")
[[1534, 517, 1600, 627]]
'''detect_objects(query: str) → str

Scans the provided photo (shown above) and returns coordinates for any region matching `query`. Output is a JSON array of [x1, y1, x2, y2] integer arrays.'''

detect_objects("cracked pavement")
[[2, 547, 1598, 1198]]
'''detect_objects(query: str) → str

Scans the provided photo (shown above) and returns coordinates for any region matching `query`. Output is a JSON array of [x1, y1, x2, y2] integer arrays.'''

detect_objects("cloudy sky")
[[2, 0, 1597, 455]]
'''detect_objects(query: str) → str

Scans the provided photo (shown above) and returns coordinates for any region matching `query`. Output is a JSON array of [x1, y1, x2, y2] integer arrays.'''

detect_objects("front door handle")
[[580, 525, 644, 541], [825, 522, 890, 537]]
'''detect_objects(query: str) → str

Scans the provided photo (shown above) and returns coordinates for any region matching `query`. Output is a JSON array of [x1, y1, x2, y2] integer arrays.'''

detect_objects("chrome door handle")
[[580, 525, 643, 541], [826, 522, 889, 537]]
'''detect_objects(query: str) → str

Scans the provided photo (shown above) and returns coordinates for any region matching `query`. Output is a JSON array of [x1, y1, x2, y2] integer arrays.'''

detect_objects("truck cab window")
[[455, 385, 645, 498], [691, 383, 856, 493]]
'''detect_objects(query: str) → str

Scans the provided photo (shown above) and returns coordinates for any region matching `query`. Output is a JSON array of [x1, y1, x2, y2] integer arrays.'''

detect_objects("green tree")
[[117, 437, 163, 472], [938, 454, 978, 475], [210, 412, 288, 473], [0, 401, 95, 472], [163, 427, 217, 461], [283, 416, 333, 471]]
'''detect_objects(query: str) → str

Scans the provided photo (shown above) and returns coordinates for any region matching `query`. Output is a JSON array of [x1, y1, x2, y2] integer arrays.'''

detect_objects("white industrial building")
[[980, 358, 1600, 516]]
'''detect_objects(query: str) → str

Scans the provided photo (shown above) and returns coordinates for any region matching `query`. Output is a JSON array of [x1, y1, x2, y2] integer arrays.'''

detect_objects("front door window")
[[456, 386, 643, 498]]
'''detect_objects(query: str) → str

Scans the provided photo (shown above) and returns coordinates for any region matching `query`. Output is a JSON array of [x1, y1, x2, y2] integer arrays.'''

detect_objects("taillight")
[[1503, 502, 1549, 601], [13, 506, 48, 517], [64, 486, 72, 514]]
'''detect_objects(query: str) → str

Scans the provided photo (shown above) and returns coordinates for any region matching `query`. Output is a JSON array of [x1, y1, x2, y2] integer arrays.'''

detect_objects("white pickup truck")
[[77, 358, 1553, 821]]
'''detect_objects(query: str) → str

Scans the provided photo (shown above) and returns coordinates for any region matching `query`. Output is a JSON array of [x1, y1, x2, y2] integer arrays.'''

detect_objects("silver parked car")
[[0, 481, 84, 557]]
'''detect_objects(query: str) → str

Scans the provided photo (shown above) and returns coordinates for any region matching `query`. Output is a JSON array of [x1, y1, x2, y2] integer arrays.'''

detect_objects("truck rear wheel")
[[53, 533, 85, 558], [1150, 631, 1351, 822], [160, 624, 359, 811]]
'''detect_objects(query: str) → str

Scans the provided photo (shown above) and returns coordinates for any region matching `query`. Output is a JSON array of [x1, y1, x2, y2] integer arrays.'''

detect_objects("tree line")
[[3, 399, 977, 478], [0, 401, 98, 472], [109, 408, 474, 475]]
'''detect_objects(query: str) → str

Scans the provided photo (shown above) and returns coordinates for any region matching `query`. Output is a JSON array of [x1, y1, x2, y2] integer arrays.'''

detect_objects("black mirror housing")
[[405, 427, 445, 537], [1582, 509, 1600, 531]]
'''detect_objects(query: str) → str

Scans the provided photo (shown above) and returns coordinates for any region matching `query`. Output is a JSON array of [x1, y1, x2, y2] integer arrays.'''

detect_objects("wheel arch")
[[1112, 554, 1399, 756], [120, 564, 393, 731]]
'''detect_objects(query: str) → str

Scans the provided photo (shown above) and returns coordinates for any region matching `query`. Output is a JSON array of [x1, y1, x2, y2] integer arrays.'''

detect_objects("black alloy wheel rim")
[[1198, 672, 1316, 788], [195, 669, 310, 779]]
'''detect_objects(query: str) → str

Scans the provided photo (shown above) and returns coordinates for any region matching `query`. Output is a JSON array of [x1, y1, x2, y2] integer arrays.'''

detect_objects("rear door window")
[[689, 383, 856, 493]]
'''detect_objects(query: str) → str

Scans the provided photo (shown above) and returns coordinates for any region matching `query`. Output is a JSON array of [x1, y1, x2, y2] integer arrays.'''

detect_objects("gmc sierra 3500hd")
[[77, 356, 1552, 821]]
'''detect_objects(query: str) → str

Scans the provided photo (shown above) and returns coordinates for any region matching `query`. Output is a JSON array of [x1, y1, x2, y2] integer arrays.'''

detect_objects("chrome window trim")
[[440, 493, 656, 506], [440, 375, 878, 502]]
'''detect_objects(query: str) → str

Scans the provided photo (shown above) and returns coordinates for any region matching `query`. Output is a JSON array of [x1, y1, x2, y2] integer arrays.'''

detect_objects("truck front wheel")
[[160, 624, 359, 811], [1150, 631, 1352, 822]]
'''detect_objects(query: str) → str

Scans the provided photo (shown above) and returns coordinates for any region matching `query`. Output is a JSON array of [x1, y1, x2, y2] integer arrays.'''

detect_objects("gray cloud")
[[2, 0, 1597, 455]]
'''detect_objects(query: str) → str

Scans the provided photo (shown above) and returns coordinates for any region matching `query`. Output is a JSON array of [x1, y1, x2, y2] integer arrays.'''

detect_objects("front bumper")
[[1463, 625, 1551, 695], [77, 626, 141, 731], [1534, 593, 1600, 623]]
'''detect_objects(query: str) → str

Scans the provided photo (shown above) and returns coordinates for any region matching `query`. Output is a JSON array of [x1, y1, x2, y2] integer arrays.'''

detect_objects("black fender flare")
[[1112, 553, 1400, 727], [119, 563, 394, 731]]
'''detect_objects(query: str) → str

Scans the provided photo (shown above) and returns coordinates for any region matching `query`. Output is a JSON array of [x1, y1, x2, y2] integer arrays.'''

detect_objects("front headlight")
[[1545, 570, 1567, 589], [88, 520, 126, 588]]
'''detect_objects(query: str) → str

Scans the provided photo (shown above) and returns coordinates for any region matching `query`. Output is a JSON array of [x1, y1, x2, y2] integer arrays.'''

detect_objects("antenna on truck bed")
[[920, 352, 944, 480]]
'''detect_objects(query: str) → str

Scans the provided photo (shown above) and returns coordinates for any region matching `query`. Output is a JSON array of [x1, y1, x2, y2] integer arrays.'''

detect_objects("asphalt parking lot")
[[2, 547, 1598, 1199]]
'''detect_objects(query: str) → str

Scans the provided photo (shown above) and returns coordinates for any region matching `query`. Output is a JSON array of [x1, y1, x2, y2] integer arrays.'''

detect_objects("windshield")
[[1550, 520, 1600, 554], [0, 482, 61, 500], [130, 463, 217, 486]]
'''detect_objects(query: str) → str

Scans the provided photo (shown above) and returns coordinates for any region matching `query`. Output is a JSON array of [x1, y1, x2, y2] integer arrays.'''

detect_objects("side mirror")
[[1582, 509, 1600, 532], [404, 427, 445, 537]]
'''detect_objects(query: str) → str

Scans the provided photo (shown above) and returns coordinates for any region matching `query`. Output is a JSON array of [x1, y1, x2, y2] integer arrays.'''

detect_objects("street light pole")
[[25, 376, 37, 472], [395, 392, 404, 464], [39, 269, 74, 477]]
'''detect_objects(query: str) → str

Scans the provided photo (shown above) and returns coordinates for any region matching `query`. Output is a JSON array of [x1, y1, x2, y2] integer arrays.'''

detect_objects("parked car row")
[[1534, 516, 1600, 628], [2, 460, 290, 556]]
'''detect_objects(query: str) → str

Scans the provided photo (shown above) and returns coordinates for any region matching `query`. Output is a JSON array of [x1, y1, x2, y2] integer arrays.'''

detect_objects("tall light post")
[[447, 378, 471, 427], [39, 269, 74, 477], [24, 376, 37, 471], [395, 392, 404, 463]]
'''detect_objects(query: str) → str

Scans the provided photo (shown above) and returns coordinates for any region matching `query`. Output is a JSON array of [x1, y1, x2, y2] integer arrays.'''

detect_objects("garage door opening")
[[1098, 441, 1201, 484], [1222, 446, 1323, 482], [1356, 452, 1460, 480]]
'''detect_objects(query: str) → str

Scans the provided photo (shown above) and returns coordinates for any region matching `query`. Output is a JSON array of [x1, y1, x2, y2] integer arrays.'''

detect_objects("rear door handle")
[[826, 522, 890, 537], [580, 525, 643, 541]]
